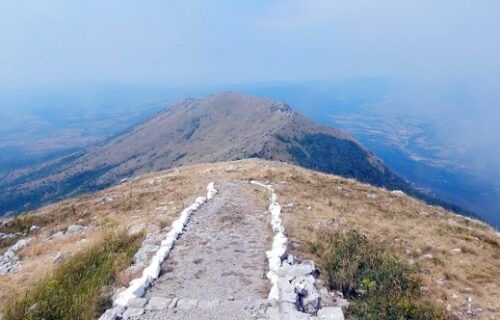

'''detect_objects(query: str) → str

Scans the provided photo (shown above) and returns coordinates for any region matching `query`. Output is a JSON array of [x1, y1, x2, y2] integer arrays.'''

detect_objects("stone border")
[[250, 181, 286, 302], [251, 181, 345, 320], [100, 182, 217, 319]]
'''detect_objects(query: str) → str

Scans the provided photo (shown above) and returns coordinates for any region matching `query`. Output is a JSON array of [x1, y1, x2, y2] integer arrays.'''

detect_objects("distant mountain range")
[[0, 92, 463, 216]]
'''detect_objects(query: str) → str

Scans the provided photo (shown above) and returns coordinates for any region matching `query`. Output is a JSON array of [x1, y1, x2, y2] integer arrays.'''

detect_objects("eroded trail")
[[134, 181, 270, 320]]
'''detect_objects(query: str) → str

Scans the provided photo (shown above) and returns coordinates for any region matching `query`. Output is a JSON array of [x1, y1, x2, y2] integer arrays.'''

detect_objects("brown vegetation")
[[1, 159, 498, 319]]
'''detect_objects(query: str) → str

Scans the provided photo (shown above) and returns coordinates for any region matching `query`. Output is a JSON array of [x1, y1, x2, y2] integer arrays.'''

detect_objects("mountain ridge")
[[0, 92, 464, 216]]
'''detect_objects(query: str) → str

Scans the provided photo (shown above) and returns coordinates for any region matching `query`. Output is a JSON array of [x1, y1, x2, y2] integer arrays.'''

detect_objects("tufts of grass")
[[309, 230, 453, 320], [3, 232, 141, 320], [0, 215, 35, 234]]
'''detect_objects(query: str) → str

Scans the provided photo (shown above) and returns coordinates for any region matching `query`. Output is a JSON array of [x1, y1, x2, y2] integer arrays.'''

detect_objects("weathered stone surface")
[[281, 302, 299, 314], [293, 275, 321, 314], [146, 297, 171, 310], [282, 308, 311, 320], [279, 262, 315, 281], [128, 297, 148, 308], [98, 309, 119, 320], [11, 238, 31, 252], [198, 299, 221, 309], [176, 298, 199, 310], [122, 307, 145, 319], [98, 306, 125, 320], [66, 224, 87, 234], [51, 231, 65, 239], [0, 232, 23, 240], [168, 297, 179, 309], [332, 297, 349, 313], [133, 244, 160, 267], [0, 238, 31, 274], [316, 307, 344, 320]]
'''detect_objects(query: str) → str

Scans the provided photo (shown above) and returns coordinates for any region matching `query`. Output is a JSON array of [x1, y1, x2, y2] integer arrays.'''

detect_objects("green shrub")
[[3, 232, 140, 320], [309, 230, 452, 320]]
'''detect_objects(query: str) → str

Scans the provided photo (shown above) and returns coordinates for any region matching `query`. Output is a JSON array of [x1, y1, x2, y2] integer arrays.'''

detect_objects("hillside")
[[0, 160, 498, 319], [0, 92, 453, 216]]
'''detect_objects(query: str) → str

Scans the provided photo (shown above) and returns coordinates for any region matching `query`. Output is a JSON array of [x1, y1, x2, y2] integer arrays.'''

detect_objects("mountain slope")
[[0, 160, 498, 319], [0, 92, 447, 215]]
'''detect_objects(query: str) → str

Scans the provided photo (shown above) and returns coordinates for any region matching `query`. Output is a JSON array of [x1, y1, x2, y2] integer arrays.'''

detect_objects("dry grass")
[[0, 159, 498, 319], [0, 165, 208, 312]]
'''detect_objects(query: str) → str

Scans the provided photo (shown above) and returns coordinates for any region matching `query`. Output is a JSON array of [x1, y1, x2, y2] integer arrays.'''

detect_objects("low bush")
[[3, 232, 140, 320], [309, 230, 453, 320]]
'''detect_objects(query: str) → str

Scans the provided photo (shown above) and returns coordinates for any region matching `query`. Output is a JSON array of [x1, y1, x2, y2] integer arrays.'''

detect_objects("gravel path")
[[133, 181, 271, 320]]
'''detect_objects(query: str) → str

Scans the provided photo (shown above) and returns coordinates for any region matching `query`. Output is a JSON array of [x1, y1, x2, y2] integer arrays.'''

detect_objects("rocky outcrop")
[[0, 238, 31, 274]]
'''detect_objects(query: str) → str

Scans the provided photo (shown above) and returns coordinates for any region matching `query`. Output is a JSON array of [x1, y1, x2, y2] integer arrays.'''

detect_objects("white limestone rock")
[[317, 307, 345, 320], [66, 224, 87, 234]]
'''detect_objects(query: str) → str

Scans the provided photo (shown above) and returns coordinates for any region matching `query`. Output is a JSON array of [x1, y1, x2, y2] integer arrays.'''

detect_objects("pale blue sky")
[[1, 0, 499, 178], [1, 0, 499, 88]]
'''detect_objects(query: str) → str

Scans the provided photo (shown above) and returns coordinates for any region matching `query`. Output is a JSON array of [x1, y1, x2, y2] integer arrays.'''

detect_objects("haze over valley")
[[1, 2, 499, 320]]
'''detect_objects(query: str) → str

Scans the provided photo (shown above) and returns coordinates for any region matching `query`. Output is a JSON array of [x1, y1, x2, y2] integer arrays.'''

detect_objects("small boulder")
[[11, 238, 31, 252], [105, 197, 114, 203], [66, 224, 87, 234], [293, 275, 321, 314]]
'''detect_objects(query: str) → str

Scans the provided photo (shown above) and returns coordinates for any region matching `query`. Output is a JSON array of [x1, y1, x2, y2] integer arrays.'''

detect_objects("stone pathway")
[[131, 181, 271, 320]]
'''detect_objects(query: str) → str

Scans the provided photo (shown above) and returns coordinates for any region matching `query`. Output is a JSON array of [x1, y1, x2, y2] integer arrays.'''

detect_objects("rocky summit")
[[0, 92, 439, 216]]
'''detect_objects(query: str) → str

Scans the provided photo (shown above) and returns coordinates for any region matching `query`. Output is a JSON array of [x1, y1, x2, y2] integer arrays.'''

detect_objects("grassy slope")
[[0, 159, 498, 319], [3, 233, 141, 320]]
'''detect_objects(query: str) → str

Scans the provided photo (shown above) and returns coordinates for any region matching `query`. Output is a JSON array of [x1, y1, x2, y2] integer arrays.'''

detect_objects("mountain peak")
[[171, 91, 293, 116], [0, 92, 423, 214]]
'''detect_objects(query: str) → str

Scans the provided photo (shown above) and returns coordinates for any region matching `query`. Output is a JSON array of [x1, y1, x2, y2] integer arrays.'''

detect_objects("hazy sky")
[[1, 0, 499, 88], [1, 0, 499, 177]]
